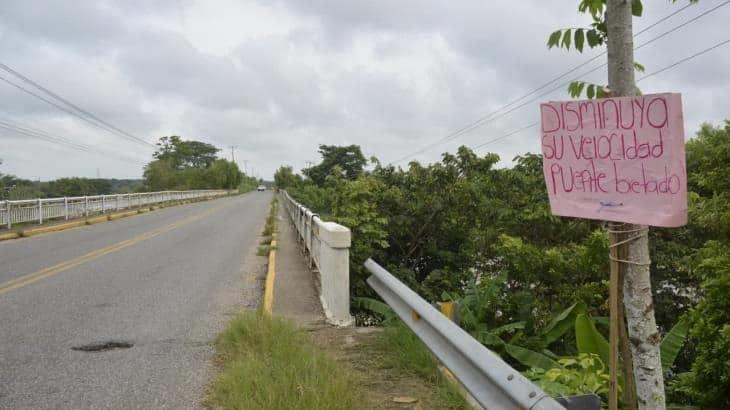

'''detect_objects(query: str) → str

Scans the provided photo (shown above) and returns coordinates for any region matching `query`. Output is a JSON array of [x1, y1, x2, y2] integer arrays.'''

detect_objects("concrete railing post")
[[280, 191, 354, 327], [314, 220, 354, 327], [38, 198, 43, 224], [64, 197, 69, 220], [84, 196, 89, 217], [6, 201, 11, 229], [101, 195, 105, 214]]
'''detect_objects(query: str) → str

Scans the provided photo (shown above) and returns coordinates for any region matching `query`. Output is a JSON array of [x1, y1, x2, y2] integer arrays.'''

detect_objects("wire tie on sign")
[[606, 225, 647, 235], [608, 233, 647, 248], [606, 225, 651, 266], [608, 256, 651, 266]]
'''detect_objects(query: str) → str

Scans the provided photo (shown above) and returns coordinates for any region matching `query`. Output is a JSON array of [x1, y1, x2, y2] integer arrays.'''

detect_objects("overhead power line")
[[637, 38, 730, 82], [0, 62, 155, 148], [0, 115, 89, 149], [388, 1, 727, 165], [472, 122, 539, 150], [0, 121, 90, 151], [0, 117, 146, 165], [469, 37, 730, 153]]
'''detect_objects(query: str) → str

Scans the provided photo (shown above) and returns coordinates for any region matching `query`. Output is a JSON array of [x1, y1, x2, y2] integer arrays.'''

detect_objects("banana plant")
[[355, 295, 688, 375]]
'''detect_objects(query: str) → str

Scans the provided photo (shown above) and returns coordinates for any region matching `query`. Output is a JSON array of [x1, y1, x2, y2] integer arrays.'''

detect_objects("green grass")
[[374, 322, 470, 409], [206, 311, 368, 410], [261, 196, 279, 237]]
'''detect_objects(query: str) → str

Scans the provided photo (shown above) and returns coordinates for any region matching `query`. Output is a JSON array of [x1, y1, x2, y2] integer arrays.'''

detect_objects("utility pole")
[[229, 146, 237, 164], [605, 1, 665, 409], [241, 160, 249, 175]]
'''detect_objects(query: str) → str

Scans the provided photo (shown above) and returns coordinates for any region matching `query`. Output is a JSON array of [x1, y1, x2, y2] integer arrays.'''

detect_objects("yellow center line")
[[0, 203, 227, 296]]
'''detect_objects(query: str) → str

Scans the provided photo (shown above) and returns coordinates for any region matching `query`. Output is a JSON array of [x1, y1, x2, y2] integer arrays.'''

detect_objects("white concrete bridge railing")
[[1, 190, 232, 229], [281, 190, 354, 327]]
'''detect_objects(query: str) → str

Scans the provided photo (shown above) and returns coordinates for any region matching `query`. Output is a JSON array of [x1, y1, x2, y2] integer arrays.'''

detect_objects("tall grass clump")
[[207, 311, 368, 410]]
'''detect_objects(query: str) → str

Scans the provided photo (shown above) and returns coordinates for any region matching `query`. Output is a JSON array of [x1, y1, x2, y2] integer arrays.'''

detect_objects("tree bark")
[[605, 1, 666, 408]]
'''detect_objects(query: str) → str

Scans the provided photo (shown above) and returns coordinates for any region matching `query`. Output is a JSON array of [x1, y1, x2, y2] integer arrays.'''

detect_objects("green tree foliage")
[[283, 120, 726, 405], [274, 166, 301, 189], [547, 0, 696, 98], [302, 145, 367, 185], [0, 176, 41, 200], [526, 354, 611, 399], [0, 159, 39, 199], [0, 176, 143, 200], [143, 136, 243, 191], [238, 174, 258, 193], [43, 177, 99, 197], [153, 135, 219, 169], [668, 122, 730, 408]]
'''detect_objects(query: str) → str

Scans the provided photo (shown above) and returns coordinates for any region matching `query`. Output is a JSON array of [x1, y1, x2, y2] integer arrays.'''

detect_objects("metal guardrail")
[[364, 258, 567, 410], [1, 190, 231, 229]]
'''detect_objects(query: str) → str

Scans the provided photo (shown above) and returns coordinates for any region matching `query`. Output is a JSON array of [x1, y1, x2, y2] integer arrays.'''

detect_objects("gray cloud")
[[0, 0, 728, 181]]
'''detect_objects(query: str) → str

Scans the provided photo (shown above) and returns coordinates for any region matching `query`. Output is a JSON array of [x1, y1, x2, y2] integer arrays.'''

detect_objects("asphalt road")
[[0, 192, 272, 409]]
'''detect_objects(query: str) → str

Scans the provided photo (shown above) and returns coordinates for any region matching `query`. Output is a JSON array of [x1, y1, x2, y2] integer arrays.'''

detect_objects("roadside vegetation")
[[0, 135, 259, 201], [372, 322, 468, 408], [257, 196, 279, 256], [275, 120, 730, 407], [0, 171, 144, 200], [206, 311, 367, 410]]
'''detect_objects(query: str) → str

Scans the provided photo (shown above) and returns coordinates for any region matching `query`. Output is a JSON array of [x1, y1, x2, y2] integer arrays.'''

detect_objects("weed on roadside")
[[373, 322, 469, 409], [206, 311, 368, 410]]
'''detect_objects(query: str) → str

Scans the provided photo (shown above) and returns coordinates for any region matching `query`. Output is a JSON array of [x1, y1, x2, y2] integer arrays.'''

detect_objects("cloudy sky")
[[1, 0, 728, 180]]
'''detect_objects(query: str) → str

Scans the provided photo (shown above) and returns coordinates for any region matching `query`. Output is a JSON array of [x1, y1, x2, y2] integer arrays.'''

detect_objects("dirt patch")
[[307, 324, 442, 409]]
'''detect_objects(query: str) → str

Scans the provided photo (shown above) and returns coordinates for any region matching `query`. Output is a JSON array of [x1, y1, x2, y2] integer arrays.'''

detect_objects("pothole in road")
[[71, 341, 134, 352]]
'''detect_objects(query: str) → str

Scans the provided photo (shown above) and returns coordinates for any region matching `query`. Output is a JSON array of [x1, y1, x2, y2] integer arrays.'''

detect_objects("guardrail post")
[[101, 195, 105, 214], [84, 196, 89, 217], [38, 198, 43, 224], [6, 200, 11, 229], [308, 213, 319, 268], [64, 197, 69, 220], [116, 195, 120, 211]]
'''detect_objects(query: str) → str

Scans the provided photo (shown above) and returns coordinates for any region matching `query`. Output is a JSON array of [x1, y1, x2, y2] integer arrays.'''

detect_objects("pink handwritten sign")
[[540, 93, 687, 227]]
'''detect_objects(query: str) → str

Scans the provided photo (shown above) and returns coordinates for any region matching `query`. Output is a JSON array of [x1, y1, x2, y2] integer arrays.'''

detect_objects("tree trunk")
[[605, 1, 666, 408]]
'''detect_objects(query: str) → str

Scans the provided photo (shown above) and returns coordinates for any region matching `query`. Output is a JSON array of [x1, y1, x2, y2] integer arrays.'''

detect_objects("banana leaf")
[[505, 344, 560, 370], [352, 297, 396, 323], [661, 317, 690, 373], [541, 302, 587, 346], [491, 321, 526, 336], [477, 330, 506, 348], [575, 313, 609, 365]]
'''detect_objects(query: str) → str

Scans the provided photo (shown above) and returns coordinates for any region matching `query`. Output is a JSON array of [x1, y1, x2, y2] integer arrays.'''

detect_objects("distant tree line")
[[0, 174, 144, 200], [0, 135, 256, 200], [143, 135, 255, 192]]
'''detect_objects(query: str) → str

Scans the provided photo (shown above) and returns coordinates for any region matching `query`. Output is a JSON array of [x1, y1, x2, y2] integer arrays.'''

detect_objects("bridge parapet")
[[281, 190, 354, 327], [1, 190, 233, 229]]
